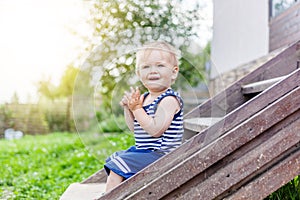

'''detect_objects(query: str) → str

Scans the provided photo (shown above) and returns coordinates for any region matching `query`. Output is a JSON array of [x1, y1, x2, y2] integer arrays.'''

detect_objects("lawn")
[[0, 132, 134, 200], [0, 132, 299, 199]]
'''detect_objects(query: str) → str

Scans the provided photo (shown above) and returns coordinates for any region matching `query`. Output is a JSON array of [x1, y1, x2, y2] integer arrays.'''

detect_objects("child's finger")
[[135, 87, 140, 96], [124, 92, 131, 101], [133, 90, 140, 100], [130, 86, 135, 95], [124, 91, 132, 99], [139, 92, 144, 103]]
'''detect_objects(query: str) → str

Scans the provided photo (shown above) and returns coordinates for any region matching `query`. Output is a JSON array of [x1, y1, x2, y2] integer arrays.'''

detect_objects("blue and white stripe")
[[134, 89, 184, 154], [112, 156, 131, 173]]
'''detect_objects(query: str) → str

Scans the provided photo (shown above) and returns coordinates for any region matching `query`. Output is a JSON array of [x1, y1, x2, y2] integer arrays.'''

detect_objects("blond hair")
[[136, 41, 181, 69]]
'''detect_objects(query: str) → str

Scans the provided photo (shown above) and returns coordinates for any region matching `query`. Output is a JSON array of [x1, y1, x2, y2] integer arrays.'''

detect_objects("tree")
[[10, 91, 20, 104], [37, 78, 59, 102], [37, 65, 79, 132], [57, 65, 80, 131], [80, 0, 210, 112]]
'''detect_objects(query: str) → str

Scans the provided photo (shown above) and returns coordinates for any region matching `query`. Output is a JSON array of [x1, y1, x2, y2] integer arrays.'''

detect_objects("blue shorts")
[[104, 146, 165, 179]]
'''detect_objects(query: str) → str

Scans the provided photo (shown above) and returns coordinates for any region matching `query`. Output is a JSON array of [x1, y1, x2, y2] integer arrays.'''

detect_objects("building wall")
[[211, 0, 269, 79], [269, 2, 300, 51]]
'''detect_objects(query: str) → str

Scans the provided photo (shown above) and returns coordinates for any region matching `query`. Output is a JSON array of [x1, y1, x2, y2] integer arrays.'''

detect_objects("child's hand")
[[120, 92, 129, 107], [127, 87, 144, 111]]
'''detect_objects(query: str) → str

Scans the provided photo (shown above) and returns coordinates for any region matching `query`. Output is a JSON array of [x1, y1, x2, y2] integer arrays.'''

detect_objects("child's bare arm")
[[120, 92, 135, 131], [127, 88, 180, 137], [123, 107, 134, 131]]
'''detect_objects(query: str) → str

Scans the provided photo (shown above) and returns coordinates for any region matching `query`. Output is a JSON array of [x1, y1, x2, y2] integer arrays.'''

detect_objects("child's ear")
[[171, 66, 179, 79]]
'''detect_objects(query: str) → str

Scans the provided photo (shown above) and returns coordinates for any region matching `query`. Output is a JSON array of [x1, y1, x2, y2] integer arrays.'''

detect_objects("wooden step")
[[184, 117, 222, 132], [60, 183, 105, 200], [241, 75, 287, 94]]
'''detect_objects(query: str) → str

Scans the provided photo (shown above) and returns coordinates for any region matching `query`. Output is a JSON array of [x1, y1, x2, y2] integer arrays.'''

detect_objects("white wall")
[[210, 0, 269, 79]]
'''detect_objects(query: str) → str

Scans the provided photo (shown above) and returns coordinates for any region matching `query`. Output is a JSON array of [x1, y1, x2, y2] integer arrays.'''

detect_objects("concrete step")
[[60, 183, 105, 200], [184, 117, 222, 132]]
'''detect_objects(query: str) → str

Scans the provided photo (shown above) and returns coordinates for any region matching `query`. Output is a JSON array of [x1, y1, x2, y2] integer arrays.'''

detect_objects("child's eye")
[[141, 65, 150, 69], [157, 64, 165, 67]]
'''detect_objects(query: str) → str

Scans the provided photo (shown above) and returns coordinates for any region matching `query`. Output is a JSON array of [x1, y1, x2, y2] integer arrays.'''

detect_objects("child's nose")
[[149, 65, 158, 72]]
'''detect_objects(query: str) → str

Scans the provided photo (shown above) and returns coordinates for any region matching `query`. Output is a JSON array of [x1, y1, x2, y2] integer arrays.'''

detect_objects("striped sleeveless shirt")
[[134, 88, 184, 154]]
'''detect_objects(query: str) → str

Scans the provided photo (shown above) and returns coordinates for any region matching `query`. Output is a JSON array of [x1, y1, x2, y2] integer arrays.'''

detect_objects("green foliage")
[[37, 99, 73, 133], [36, 79, 60, 101], [80, 132, 135, 160], [0, 104, 48, 135], [273, 0, 298, 17], [37, 65, 79, 100], [43, 107, 68, 132], [176, 42, 211, 89], [83, 0, 208, 108], [0, 105, 14, 132], [265, 176, 300, 200], [0, 132, 134, 199], [25, 104, 49, 134], [57, 66, 79, 97], [95, 104, 128, 133], [37, 65, 79, 132], [10, 92, 20, 105], [97, 114, 128, 133]]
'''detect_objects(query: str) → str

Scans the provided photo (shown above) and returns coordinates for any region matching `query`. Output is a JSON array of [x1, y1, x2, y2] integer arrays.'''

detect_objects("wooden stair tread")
[[241, 75, 287, 94], [184, 117, 222, 132], [60, 183, 105, 200]]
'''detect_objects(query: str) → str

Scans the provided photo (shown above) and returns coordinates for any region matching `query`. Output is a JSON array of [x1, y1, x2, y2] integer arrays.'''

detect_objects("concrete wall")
[[211, 0, 269, 79]]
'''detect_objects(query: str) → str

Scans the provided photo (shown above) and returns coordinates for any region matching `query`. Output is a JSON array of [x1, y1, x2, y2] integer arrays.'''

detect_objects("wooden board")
[[179, 116, 300, 200], [164, 108, 300, 199], [82, 169, 107, 184], [224, 148, 300, 200]]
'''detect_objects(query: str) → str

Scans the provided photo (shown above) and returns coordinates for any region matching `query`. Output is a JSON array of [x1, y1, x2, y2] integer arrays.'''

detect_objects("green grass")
[[0, 132, 299, 199], [0, 132, 134, 200], [265, 176, 300, 200]]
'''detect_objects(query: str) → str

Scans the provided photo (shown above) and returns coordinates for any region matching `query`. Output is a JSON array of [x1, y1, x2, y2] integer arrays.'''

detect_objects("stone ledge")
[[60, 182, 105, 200]]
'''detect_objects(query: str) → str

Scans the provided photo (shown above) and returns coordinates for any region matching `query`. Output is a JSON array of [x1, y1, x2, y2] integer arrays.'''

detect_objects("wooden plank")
[[224, 148, 300, 200], [82, 169, 107, 184], [241, 75, 286, 94], [186, 68, 300, 145], [163, 109, 300, 200], [183, 117, 222, 132], [98, 85, 300, 200], [185, 40, 300, 119], [180, 117, 300, 200]]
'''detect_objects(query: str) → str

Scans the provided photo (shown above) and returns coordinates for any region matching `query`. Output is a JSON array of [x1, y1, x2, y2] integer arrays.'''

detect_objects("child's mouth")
[[148, 75, 160, 80], [149, 78, 159, 80]]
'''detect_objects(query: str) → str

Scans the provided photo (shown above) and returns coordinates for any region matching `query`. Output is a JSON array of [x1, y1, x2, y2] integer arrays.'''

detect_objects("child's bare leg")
[[105, 171, 124, 192]]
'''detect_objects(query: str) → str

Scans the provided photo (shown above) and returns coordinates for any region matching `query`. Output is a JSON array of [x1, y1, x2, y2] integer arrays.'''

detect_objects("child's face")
[[136, 49, 178, 92]]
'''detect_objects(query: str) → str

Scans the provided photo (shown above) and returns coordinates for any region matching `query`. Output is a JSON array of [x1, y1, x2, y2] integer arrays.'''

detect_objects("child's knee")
[[109, 171, 123, 181]]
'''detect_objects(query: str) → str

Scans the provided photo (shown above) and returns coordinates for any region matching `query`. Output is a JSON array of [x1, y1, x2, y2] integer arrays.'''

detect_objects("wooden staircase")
[[60, 41, 300, 200]]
